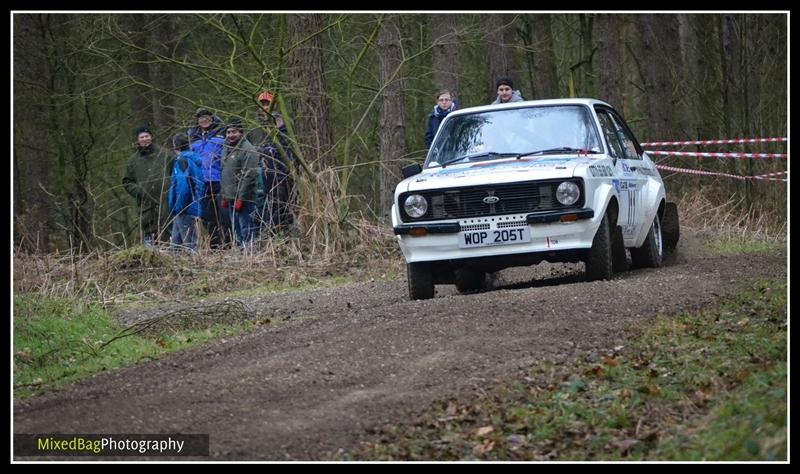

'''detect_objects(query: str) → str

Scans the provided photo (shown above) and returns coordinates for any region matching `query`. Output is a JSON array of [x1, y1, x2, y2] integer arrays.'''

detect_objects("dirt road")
[[13, 234, 786, 460]]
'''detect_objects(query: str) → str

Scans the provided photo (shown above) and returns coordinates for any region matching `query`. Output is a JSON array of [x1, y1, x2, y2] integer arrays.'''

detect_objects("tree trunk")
[[13, 14, 52, 252], [119, 14, 152, 131], [639, 14, 678, 140], [289, 13, 334, 170], [528, 15, 559, 100], [578, 14, 596, 97], [486, 14, 517, 100], [596, 14, 623, 110], [432, 15, 460, 98], [148, 14, 176, 144], [378, 16, 407, 220]]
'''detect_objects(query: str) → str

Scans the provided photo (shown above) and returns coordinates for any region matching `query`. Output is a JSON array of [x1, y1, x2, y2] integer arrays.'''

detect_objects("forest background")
[[13, 12, 788, 256]]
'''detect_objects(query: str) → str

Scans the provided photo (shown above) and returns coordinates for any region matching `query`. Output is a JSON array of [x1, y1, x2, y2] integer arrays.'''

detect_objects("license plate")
[[458, 227, 531, 248]]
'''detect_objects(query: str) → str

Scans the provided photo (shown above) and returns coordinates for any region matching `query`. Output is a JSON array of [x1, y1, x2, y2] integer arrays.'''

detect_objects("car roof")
[[449, 98, 613, 117]]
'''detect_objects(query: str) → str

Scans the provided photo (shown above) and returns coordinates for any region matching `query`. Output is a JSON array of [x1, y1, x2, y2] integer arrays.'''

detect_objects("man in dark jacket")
[[247, 91, 297, 233], [122, 126, 173, 246], [189, 108, 229, 248], [220, 117, 260, 249], [424, 89, 457, 149], [255, 127, 294, 233]]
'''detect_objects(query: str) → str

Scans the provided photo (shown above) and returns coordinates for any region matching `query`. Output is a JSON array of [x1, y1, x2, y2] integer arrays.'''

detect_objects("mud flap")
[[662, 202, 680, 253], [612, 224, 627, 272]]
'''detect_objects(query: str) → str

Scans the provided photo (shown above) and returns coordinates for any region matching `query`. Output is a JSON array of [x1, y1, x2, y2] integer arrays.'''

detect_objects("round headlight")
[[404, 194, 428, 218], [556, 181, 580, 206]]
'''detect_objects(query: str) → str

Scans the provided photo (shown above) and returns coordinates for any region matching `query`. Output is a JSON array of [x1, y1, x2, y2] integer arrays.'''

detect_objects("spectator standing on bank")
[[122, 125, 173, 246], [424, 89, 457, 149], [491, 77, 524, 104], [248, 91, 296, 233], [220, 117, 260, 250], [167, 133, 205, 253], [188, 108, 229, 248]]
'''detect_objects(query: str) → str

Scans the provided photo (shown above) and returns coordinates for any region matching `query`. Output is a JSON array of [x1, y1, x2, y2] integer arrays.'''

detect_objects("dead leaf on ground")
[[473, 425, 494, 437], [602, 356, 619, 367], [446, 399, 459, 416], [638, 384, 662, 396], [585, 365, 605, 377], [734, 368, 750, 383], [473, 439, 495, 455], [615, 388, 632, 399], [614, 439, 640, 455]]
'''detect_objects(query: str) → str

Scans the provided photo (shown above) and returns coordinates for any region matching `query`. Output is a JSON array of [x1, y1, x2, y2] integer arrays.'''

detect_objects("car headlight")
[[404, 194, 428, 218], [556, 181, 580, 206]]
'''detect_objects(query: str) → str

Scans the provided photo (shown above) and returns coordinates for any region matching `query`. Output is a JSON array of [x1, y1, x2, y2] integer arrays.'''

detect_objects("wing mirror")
[[402, 163, 422, 179]]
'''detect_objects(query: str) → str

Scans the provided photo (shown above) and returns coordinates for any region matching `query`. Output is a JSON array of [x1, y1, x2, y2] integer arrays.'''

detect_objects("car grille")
[[400, 179, 583, 222]]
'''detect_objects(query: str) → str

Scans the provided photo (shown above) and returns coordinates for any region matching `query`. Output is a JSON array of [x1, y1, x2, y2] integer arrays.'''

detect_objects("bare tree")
[[119, 15, 152, 129], [486, 15, 517, 100], [520, 14, 559, 100], [596, 14, 623, 110], [432, 15, 460, 97], [639, 13, 679, 140], [14, 14, 53, 252], [378, 15, 407, 220], [289, 13, 334, 170], [148, 15, 176, 140]]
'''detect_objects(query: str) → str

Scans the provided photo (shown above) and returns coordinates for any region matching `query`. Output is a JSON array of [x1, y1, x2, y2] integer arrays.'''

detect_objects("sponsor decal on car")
[[589, 164, 613, 177]]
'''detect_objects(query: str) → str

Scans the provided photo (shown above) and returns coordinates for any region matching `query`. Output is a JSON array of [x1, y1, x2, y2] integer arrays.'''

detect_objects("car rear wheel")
[[631, 214, 663, 268], [661, 202, 680, 253], [407, 262, 434, 300], [585, 213, 613, 281]]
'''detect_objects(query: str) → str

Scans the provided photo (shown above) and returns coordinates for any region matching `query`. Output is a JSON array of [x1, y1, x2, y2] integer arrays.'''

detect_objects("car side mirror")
[[402, 163, 422, 179]]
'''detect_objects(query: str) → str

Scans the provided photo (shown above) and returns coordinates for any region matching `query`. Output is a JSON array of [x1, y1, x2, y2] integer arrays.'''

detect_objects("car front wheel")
[[407, 262, 435, 300], [585, 213, 613, 281], [455, 267, 487, 294]]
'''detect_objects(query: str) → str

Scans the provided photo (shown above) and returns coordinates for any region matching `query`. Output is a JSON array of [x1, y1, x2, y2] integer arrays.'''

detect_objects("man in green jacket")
[[122, 126, 173, 246], [220, 117, 260, 249]]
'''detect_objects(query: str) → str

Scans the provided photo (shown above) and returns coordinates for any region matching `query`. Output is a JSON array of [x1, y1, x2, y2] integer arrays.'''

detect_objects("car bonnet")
[[402, 156, 594, 192]]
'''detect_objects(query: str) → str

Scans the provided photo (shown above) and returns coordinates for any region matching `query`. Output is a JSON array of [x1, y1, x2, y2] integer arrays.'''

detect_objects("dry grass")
[[13, 221, 402, 305], [673, 192, 787, 243]]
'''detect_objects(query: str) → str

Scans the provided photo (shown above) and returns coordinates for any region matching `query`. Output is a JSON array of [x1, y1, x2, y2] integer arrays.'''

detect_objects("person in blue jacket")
[[424, 89, 457, 149], [168, 133, 205, 252], [189, 108, 229, 248]]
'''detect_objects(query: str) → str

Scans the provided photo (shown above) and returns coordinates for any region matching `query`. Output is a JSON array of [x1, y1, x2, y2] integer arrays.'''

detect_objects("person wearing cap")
[[167, 132, 205, 253], [188, 107, 229, 248], [424, 89, 457, 149], [122, 125, 173, 246], [247, 91, 286, 145], [491, 77, 524, 104], [247, 91, 296, 233], [220, 117, 260, 250]]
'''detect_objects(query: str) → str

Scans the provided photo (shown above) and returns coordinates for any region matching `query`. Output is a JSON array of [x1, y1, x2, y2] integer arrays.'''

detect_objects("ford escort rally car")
[[393, 98, 679, 300]]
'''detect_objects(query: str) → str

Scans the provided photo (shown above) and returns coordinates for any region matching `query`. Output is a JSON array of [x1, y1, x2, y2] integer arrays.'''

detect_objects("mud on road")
[[13, 233, 787, 460]]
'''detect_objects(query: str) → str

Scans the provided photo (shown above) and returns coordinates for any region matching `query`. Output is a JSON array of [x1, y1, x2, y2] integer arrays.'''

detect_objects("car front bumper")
[[395, 209, 598, 263]]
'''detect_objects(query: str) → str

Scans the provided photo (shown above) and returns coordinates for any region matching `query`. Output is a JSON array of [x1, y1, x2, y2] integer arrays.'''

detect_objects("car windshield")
[[425, 105, 603, 168]]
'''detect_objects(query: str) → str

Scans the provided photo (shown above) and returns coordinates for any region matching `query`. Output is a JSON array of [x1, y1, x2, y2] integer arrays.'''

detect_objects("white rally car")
[[393, 98, 679, 300]]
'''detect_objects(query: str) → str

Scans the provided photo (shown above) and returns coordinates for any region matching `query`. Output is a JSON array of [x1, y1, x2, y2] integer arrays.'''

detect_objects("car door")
[[595, 107, 647, 245]]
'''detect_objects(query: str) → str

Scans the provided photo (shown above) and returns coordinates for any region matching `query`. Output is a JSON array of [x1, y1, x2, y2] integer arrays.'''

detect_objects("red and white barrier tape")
[[645, 150, 787, 159], [641, 137, 787, 147], [655, 164, 787, 182]]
